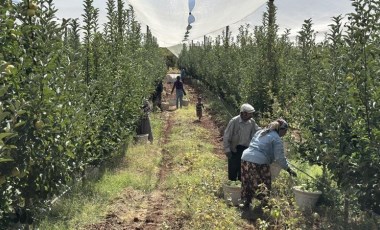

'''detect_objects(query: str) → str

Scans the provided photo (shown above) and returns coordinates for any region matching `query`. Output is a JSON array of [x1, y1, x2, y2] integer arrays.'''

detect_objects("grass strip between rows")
[[37, 113, 164, 229]]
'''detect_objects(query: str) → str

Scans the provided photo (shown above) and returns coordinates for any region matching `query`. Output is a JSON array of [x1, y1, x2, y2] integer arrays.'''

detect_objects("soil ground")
[[85, 80, 227, 230]]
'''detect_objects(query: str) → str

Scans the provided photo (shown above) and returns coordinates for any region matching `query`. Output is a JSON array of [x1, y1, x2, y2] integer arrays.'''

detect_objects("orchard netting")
[[125, 0, 353, 55]]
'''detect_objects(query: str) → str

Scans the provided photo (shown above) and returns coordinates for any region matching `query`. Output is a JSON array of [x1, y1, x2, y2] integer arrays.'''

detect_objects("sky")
[[15, 0, 355, 48], [199, 0, 354, 44]]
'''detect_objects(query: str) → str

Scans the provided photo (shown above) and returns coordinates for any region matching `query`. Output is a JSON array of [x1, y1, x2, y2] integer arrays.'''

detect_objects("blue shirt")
[[241, 130, 289, 169]]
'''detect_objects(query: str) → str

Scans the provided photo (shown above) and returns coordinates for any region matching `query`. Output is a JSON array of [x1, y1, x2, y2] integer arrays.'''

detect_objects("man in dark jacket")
[[171, 76, 186, 109]]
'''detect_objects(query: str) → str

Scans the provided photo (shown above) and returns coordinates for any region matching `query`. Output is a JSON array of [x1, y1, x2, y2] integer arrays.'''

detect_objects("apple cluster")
[[26, 2, 38, 17]]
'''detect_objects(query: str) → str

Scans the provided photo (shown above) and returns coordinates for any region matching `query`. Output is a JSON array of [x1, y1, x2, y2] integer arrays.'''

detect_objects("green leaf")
[[0, 158, 14, 163], [8, 103, 15, 113], [17, 110, 27, 115], [0, 111, 10, 121], [0, 86, 9, 97], [14, 122, 25, 129], [66, 151, 75, 159], [0, 132, 15, 140]]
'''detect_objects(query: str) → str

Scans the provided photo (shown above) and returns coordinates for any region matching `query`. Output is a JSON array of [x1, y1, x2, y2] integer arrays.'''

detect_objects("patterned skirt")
[[241, 160, 271, 204]]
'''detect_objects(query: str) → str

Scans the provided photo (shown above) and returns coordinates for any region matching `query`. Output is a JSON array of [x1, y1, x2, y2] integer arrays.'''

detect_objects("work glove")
[[225, 151, 232, 159], [287, 168, 297, 177]]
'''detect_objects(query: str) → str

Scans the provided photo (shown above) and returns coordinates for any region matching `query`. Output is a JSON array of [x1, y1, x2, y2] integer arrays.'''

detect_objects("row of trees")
[[0, 0, 166, 226], [179, 0, 380, 215]]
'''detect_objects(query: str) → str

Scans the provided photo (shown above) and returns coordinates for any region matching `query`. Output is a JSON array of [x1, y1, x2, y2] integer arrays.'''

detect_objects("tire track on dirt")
[[132, 82, 229, 229], [87, 82, 186, 230], [86, 81, 224, 230], [131, 105, 182, 230]]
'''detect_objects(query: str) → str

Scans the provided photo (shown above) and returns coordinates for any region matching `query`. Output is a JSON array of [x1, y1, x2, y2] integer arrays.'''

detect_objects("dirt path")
[[86, 81, 225, 230]]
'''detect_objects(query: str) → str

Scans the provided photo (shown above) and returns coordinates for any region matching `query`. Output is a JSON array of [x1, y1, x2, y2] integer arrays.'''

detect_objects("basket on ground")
[[293, 186, 322, 211], [161, 102, 169, 110], [135, 134, 149, 144], [223, 183, 241, 206], [182, 99, 189, 106], [169, 98, 176, 106]]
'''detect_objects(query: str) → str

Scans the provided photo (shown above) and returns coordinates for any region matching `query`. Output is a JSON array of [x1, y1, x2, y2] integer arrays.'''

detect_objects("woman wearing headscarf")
[[240, 118, 297, 210], [136, 99, 153, 143]]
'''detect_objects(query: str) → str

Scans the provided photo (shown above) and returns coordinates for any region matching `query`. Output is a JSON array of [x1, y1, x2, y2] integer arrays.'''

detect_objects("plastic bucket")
[[135, 134, 149, 144], [169, 99, 176, 106], [293, 186, 322, 211], [182, 99, 189, 106], [223, 184, 241, 206], [161, 102, 169, 110]]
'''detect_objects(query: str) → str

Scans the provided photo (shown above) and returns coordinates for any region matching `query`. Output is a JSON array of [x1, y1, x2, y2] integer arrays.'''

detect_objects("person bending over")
[[240, 118, 297, 211]]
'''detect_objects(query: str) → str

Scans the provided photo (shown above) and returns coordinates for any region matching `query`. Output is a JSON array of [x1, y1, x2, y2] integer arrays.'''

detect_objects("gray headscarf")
[[259, 118, 288, 137]]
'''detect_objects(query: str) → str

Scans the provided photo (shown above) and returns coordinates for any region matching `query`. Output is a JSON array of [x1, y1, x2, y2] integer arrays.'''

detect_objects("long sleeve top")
[[223, 115, 260, 153], [241, 130, 290, 169], [171, 80, 185, 94]]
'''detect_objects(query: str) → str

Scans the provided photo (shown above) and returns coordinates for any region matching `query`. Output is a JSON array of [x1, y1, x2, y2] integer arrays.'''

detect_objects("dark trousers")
[[228, 145, 247, 181]]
